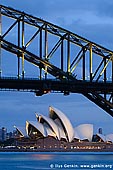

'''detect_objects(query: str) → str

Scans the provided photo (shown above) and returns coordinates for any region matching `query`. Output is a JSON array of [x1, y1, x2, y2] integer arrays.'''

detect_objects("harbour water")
[[0, 152, 113, 170]]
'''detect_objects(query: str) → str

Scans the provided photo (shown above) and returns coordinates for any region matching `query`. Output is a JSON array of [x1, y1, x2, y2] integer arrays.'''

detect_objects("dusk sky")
[[1, 0, 113, 134]]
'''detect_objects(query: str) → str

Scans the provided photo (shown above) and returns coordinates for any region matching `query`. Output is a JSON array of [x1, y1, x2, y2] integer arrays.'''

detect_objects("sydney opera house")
[[14, 106, 113, 151]]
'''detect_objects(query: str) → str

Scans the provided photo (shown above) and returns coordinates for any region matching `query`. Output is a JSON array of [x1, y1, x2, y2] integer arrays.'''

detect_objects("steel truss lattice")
[[1, 5, 113, 116]]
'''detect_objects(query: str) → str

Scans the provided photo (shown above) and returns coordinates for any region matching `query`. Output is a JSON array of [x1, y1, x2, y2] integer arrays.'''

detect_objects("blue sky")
[[1, 0, 113, 134]]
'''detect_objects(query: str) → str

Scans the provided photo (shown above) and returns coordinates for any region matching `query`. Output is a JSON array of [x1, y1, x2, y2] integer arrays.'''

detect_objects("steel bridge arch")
[[1, 5, 113, 116]]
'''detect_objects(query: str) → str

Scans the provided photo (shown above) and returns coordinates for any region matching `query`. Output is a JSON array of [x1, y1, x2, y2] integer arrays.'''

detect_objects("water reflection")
[[31, 153, 54, 160], [27, 152, 113, 162], [0, 152, 113, 170]]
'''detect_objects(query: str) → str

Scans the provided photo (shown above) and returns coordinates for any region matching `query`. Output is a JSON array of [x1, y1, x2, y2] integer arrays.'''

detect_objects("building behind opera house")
[[14, 106, 113, 151]]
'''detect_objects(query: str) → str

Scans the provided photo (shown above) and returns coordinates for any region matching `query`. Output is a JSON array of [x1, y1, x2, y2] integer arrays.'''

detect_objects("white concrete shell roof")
[[58, 126, 67, 140], [106, 134, 113, 142], [74, 130, 81, 140], [74, 124, 93, 141], [36, 114, 60, 140], [14, 126, 27, 137], [96, 133, 106, 142], [46, 127, 56, 138], [49, 106, 74, 142], [96, 134, 113, 143], [26, 121, 47, 137]]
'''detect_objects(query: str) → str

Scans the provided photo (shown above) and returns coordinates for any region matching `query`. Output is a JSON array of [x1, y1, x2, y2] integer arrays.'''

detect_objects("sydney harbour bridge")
[[0, 5, 113, 116]]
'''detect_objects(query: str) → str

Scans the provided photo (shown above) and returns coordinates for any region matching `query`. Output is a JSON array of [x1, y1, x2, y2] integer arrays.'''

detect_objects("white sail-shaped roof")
[[36, 114, 60, 140], [74, 124, 93, 141], [96, 133, 106, 142], [49, 106, 74, 142], [74, 130, 81, 140], [49, 117, 67, 140], [26, 121, 47, 137], [58, 126, 67, 140], [106, 134, 113, 142], [46, 127, 56, 138], [14, 126, 27, 137]]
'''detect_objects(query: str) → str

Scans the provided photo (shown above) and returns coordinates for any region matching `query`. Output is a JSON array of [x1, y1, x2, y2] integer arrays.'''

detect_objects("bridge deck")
[[0, 77, 112, 94]]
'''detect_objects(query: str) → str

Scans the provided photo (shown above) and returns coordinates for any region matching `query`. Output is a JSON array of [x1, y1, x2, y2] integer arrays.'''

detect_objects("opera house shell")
[[96, 133, 113, 143], [49, 106, 75, 142], [74, 124, 93, 142], [15, 106, 96, 143], [14, 126, 27, 138]]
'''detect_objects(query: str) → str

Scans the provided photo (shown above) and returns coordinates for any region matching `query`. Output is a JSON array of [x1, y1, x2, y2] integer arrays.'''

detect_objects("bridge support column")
[[67, 35, 70, 73], [18, 20, 20, 79], [104, 58, 107, 99], [45, 25, 48, 79], [90, 43, 92, 82], [83, 47, 85, 80], [22, 16, 25, 79], [40, 29, 42, 80]]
